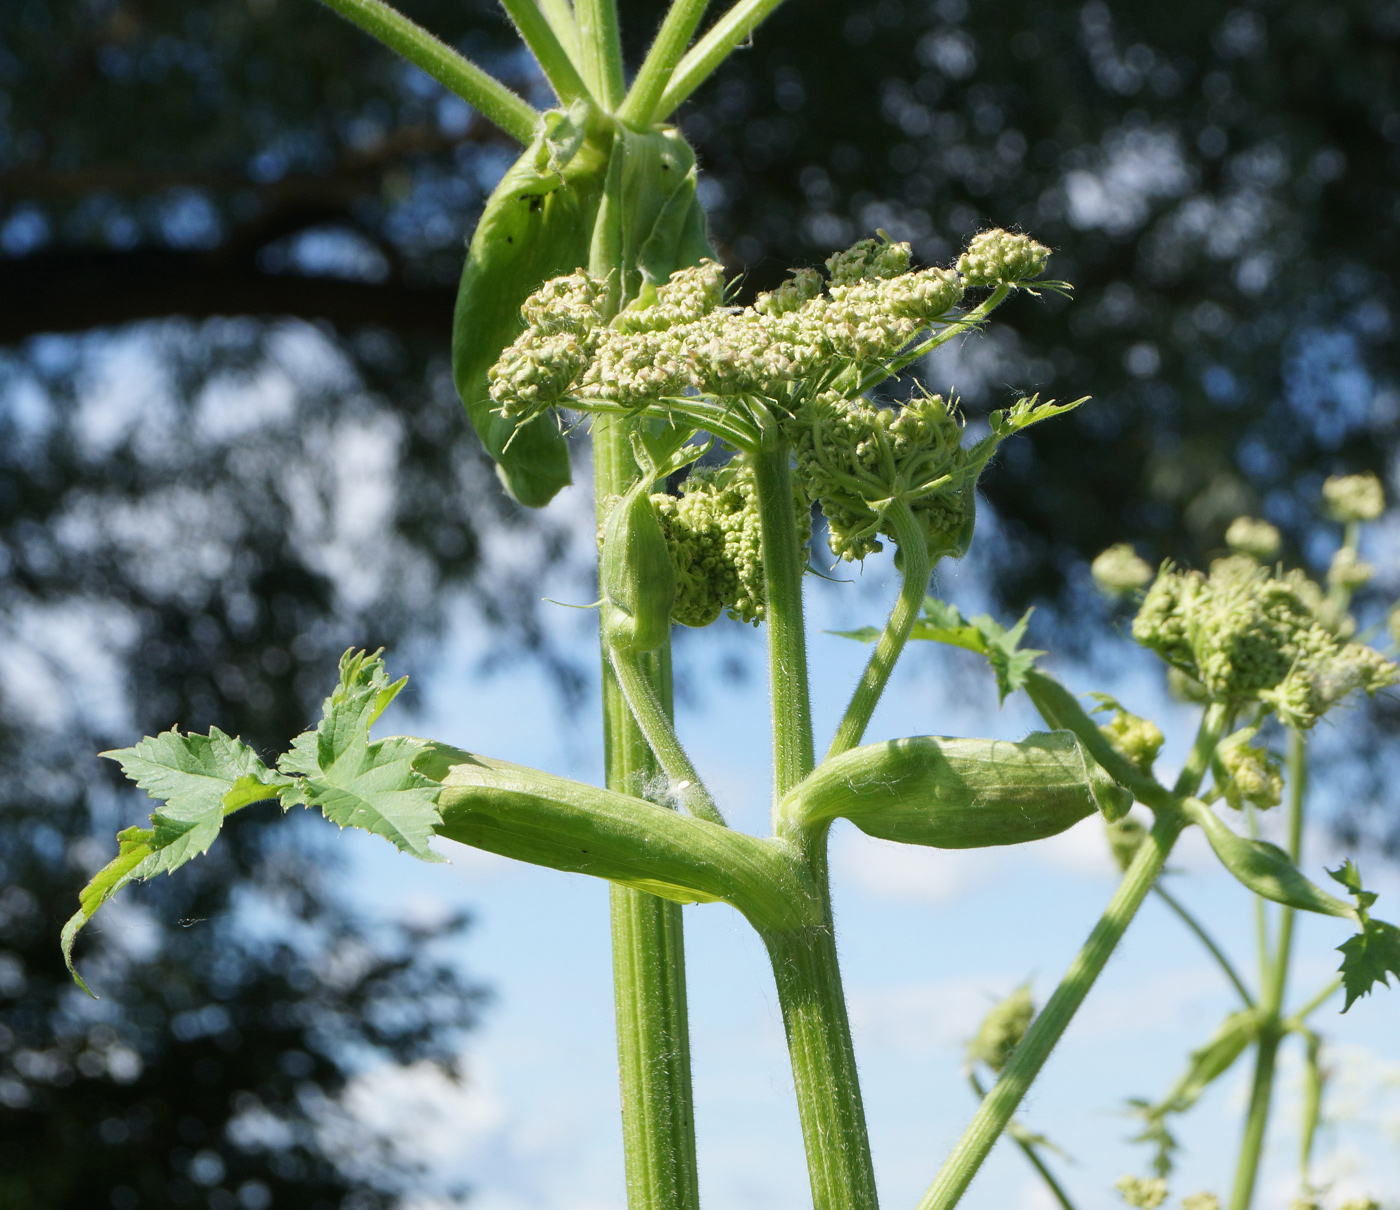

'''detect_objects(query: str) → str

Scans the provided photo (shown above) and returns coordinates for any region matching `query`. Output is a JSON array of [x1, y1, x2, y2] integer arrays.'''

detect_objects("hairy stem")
[[497, 0, 594, 105], [621, 0, 712, 125], [1153, 884, 1255, 1008], [762, 846, 879, 1210], [575, 0, 625, 109], [655, 0, 792, 119], [314, 0, 539, 144], [752, 437, 815, 808], [827, 499, 929, 759], [918, 704, 1228, 1209], [967, 1072, 1079, 1210], [1228, 727, 1306, 1210], [610, 645, 726, 825], [537, 0, 582, 70]]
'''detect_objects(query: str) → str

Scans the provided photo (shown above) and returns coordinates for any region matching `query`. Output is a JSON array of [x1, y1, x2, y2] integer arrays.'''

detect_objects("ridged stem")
[[610, 646, 726, 826], [314, 0, 538, 143], [575, 0, 625, 108], [655, 0, 792, 119], [595, 419, 703, 1210], [762, 843, 879, 1210], [620, 0, 712, 125], [967, 1072, 1078, 1210], [497, 0, 594, 104], [1228, 727, 1306, 1210], [827, 499, 929, 759], [751, 437, 814, 808]]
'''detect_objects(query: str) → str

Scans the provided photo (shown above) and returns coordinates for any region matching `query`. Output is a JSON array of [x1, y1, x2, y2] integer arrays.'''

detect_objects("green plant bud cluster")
[[651, 459, 807, 627], [1131, 555, 1398, 727], [1180, 1195, 1220, 1210], [824, 232, 913, 285], [1225, 515, 1281, 560], [966, 984, 1034, 1073], [1105, 815, 1147, 872], [1092, 542, 1154, 595], [791, 390, 974, 561], [487, 229, 1054, 425], [487, 271, 607, 412], [1214, 728, 1283, 811], [1322, 472, 1385, 523], [1098, 707, 1164, 772], [1327, 546, 1374, 592], [1116, 1175, 1169, 1209], [956, 229, 1051, 288]]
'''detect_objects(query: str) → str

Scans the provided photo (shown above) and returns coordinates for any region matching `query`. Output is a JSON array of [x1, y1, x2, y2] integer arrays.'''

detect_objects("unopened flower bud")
[[1115, 1175, 1168, 1210], [957, 229, 1051, 288], [825, 233, 912, 286], [1098, 707, 1164, 772], [1105, 815, 1147, 872], [755, 268, 823, 316], [1322, 472, 1385, 523], [1225, 516, 1280, 560], [601, 483, 676, 656], [967, 984, 1034, 1074], [1327, 546, 1374, 592], [1215, 728, 1283, 811], [1092, 544, 1154, 595]]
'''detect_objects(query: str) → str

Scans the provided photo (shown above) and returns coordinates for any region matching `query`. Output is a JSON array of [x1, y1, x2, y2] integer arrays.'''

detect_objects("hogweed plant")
[[61, 0, 1400, 1206]]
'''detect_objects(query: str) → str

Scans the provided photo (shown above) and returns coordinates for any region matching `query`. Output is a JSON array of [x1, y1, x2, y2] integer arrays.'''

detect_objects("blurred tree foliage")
[[2, 1, 1400, 1203]]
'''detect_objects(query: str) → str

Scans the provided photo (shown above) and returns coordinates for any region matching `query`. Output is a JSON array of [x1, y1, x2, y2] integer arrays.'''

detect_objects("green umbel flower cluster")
[[1224, 515, 1281, 560], [1097, 704, 1164, 772], [956, 229, 1051, 288], [489, 240, 967, 418], [1116, 1176, 1169, 1210], [651, 460, 807, 627], [791, 389, 974, 561], [966, 984, 1034, 1074], [1322, 472, 1385, 523], [1131, 555, 1398, 729], [1214, 728, 1283, 811], [1091, 542, 1154, 595]]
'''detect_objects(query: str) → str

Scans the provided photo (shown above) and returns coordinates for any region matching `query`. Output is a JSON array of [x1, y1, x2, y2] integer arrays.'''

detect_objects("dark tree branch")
[[0, 246, 456, 342]]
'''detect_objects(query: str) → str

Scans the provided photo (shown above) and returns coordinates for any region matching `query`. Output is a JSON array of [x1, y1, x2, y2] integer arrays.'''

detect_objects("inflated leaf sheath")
[[781, 731, 1131, 847]]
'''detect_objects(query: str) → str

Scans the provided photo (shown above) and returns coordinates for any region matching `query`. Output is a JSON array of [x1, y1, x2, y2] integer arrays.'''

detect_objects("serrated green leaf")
[[1337, 918, 1400, 1012], [280, 649, 444, 863], [1327, 860, 1379, 912], [907, 600, 1044, 702], [67, 728, 286, 993], [826, 626, 882, 643]]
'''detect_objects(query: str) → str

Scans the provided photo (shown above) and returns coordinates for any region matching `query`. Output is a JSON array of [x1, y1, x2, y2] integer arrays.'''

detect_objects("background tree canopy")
[[3, 0, 1399, 1204]]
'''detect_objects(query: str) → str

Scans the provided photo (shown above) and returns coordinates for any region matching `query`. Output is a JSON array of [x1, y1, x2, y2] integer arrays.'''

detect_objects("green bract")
[[601, 479, 678, 655]]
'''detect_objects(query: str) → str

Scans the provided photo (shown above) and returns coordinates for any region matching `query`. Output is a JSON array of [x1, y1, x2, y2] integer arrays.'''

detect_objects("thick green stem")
[[1153, 884, 1255, 1008], [497, 0, 594, 105], [654, 0, 791, 119], [537, 0, 582, 70], [917, 704, 1229, 1210], [314, 0, 538, 144], [967, 1073, 1078, 1210], [1228, 728, 1306, 1210], [752, 437, 815, 807], [610, 646, 726, 826], [575, 0, 625, 109], [762, 846, 879, 1210], [827, 499, 929, 759], [611, 880, 701, 1210], [595, 405, 701, 1210], [620, 0, 712, 126]]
